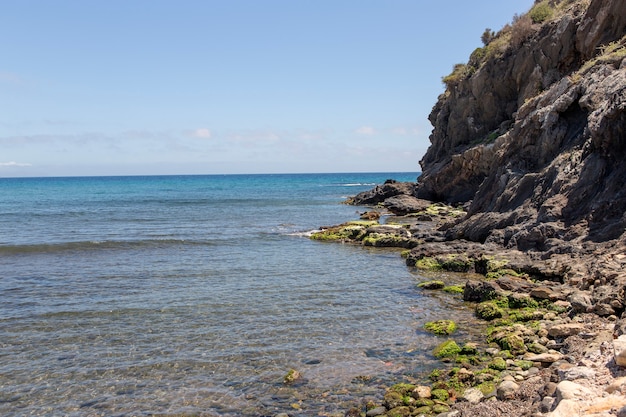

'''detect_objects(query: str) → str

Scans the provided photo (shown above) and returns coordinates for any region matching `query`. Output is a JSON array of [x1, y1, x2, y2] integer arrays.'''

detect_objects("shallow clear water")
[[0, 173, 482, 416]]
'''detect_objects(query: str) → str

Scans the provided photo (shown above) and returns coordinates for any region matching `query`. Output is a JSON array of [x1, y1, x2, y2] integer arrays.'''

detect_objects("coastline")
[[312, 180, 626, 417]]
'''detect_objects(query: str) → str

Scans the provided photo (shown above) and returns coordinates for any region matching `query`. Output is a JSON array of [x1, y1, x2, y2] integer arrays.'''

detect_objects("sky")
[[1, 0, 535, 177]]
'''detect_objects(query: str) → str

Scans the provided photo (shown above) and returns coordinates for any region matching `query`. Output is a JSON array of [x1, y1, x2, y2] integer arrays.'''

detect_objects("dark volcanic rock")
[[413, 0, 626, 296], [383, 195, 431, 215], [346, 180, 416, 206]]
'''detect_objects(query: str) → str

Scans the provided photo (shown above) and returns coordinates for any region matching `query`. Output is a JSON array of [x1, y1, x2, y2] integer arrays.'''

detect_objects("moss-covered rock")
[[424, 320, 458, 336], [509, 309, 538, 322], [439, 254, 473, 272], [460, 342, 478, 355], [310, 223, 369, 242], [382, 390, 404, 409], [476, 301, 504, 320], [386, 406, 412, 417], [430, 388, 450, 402], [500, 333, 527, 355], [417, 280, 445, 289], [362, 233, 416, 248], [433, 340, 462, 358], [283, 369, 301, 384], [414, 405, 433, 415], [429, 369, 442, 381], [488, 357, 507, 371], [514, 360, 534, 370], [432, 403, 451, 414], [476, 381, 497, 395], [413, 398, 434, 407], [389, 383, 416, 395], [415, 257, 443, 271], [443, 285, 465, 294], [508, 293, 539, 309]]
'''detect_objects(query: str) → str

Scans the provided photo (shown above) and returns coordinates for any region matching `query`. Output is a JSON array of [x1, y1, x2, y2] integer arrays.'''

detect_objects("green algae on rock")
[[424, 320, 458, 336], [417, 280, 445, 290], [433, 340, 462, 358], [475, 301, 504, 320], [283, 369, 301, 384]]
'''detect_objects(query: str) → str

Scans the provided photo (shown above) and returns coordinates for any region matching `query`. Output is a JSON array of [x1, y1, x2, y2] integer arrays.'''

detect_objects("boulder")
[[459, 387, 484, 404], [524, 352, 564, 364], [614, 335, 626, 367], [383, 195, 431, 215], [463, 280, 505, 302], [412, 385, 431, 399], [568, 291, 593, 314], [547, 323, 585, 338], [496, 380, 519, 400], [347, 180, 416, 205], [546, 399, 581, 417], [555, 380, 593, 402], [365, 406, 387, 417], [557, 366, 596, 381], [530, 286, 557, 300]]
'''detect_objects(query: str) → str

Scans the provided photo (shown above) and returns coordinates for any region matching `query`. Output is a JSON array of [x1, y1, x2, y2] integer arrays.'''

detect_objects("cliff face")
[[416, 0, 626, 258]]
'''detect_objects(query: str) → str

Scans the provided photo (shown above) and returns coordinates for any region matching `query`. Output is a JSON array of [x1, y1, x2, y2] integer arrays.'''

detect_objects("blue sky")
[[1, 0, 534, 177]]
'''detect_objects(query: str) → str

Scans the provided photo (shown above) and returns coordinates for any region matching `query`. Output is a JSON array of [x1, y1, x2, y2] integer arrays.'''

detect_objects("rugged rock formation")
[[414, 0, 626, 292], [336, 3, 626, 414]]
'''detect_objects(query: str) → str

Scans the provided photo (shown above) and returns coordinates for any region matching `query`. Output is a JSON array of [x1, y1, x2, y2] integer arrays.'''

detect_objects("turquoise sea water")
[[0, 173, 479, 416]]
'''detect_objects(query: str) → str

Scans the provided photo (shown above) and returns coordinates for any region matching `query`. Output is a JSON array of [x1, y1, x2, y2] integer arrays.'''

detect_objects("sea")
[[0, 173, 482, 417]]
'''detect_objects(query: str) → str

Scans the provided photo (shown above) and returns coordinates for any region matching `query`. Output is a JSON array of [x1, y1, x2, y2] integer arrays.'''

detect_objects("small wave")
[[287, 229, 321, 238], [341, 182, 376, 186], [0, 238, 216, 255]]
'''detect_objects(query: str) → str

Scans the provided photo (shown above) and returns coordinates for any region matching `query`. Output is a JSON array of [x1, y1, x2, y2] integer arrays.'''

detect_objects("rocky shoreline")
[[307, 179, 626, 417], [304, 0, 626, 414]]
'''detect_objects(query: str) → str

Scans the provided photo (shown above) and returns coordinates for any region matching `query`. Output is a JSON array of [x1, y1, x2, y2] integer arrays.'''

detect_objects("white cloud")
[[192, 128, 212, 139], [0, 161, 32, 167], [0, 71, 24, 85], [355, 126, 376, 135], [225, 129, 281, 143], [390, 127, 421, 136]]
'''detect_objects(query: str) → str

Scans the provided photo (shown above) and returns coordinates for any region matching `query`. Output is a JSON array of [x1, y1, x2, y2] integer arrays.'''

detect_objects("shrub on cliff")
[[529, 1, 554, 23], [510, 13, 533, 47], [442, 63, 475, 89], [481, 28, 496, 46]]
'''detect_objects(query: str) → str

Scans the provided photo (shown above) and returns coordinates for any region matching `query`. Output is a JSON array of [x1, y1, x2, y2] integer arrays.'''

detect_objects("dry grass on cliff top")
[[442, 0, 593, 89]]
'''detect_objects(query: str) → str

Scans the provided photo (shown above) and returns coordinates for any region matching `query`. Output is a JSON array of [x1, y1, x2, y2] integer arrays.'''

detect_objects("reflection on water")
[[0, 242, 485, 416]]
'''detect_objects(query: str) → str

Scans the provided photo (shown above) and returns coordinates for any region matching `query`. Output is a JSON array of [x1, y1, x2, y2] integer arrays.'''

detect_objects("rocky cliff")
[[415, 0, 626, 290]]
